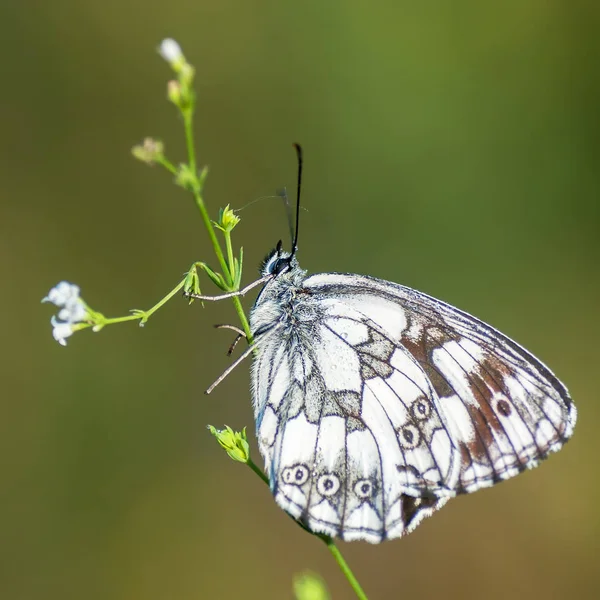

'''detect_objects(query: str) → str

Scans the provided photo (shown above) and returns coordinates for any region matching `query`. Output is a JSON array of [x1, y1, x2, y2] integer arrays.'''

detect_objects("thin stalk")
[[99, 314, 149, 325], [134, 279, 186, 319], [247, 457, 270, 486], [181, 110, 253, 341], [231, 296, 253, 342], [99, 278, 186, 326], [157, 156, 178, 175], [325, 538, 368, 600], [182, 109, 231, 284], [224, 230, 235, 278]]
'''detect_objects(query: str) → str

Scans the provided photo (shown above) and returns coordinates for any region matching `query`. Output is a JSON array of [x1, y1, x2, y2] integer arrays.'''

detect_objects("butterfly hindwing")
[[254, 299, 461, 541]]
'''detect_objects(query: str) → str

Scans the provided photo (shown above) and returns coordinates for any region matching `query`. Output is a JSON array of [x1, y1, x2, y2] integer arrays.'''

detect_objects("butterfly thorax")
[[250, 259, 317, 342]]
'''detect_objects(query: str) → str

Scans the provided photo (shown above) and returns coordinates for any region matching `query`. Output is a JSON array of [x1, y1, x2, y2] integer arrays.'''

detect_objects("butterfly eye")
[[271, 257, 290, 276], [261, 247, 293, 276], [317, 474, 341, 497], [282, 464, 309, 486]]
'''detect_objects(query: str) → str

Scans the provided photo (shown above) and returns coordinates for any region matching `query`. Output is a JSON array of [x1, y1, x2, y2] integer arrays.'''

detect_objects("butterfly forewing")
[[250, 266, 576, 542], [305, 274, 575, 491]]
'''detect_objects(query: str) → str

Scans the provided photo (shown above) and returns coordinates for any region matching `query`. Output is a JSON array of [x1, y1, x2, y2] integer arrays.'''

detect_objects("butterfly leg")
[[205, 342, 258, 394], [185, 274, 272, 301], [214, 323, 247, 356]]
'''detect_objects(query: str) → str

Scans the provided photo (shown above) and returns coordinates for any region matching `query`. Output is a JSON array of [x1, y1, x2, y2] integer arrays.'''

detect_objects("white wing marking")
[[430, 430, 453, 482], [258, 405, 278, 448], [269, 349, 290, 410], [327, 316, 370, 345], [275, 412, 318, 517], [319, 286, 408, 339], [442, 394, 477, 443], [344, 503, 384, 543], [388, 348, 432, 405], [432, 342, 480, 407], [309, 500, 340, 530], [313, 326, 362, 392], [304, 415, 346, 534], [360, 382, 409, 506], [343, 428, 385, 542]]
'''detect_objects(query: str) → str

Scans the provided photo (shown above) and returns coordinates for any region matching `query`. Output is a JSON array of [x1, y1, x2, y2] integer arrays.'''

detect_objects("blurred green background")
[[2, 1, 598, 598]]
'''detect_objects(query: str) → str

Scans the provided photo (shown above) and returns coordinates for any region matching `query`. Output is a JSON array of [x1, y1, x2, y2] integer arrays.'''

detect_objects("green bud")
[[167, 80, 183, 107], [293, 572, 330, 600], [131, 137, 164, 165], [208, 425, 250, 463], [175, 164, 198, 192], [183, 267, 201, 305], [213, 204, 241, 233], [179, 62, 195, 88]]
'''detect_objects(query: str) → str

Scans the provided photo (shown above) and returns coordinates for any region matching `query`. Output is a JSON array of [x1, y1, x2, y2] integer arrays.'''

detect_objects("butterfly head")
[[260, 240, 298, 278]]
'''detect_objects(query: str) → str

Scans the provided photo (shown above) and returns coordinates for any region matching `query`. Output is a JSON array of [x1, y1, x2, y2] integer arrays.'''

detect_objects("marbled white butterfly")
[[205, 146, 576, 543]]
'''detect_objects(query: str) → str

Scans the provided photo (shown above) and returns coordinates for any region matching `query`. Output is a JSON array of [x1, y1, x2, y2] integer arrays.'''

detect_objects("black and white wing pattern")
[[249, 263, 576, 543]]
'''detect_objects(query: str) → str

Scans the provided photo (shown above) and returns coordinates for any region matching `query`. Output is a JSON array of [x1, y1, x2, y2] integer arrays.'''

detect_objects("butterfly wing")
[[251, 272, 576, 542]]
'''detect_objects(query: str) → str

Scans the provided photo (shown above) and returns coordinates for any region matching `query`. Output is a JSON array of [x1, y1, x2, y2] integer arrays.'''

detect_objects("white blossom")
[[58, 301, 87, 323], [42, 281, 80, 307], [43, 281, 89, 346], [159, 38, 183, 64], [51, 317, 75, 347]]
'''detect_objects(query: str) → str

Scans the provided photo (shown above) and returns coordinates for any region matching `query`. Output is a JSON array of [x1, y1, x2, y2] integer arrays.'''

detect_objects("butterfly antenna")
[[291, 143, 303, 258], [277, 187, 295, 248]]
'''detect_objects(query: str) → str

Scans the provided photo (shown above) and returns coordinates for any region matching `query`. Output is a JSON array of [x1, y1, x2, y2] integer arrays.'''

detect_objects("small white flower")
[[43, 281, 90, 346], [58, 301, 87, 323], [159, 38, 183, 64], [42, 281, 80, 307], [51, 316, 75, 347]]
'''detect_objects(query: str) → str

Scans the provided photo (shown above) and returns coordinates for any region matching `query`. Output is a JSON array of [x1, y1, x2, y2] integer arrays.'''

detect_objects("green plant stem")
[[100, 278, 186, 325], [181, 108, 254, 341], [247, 456, 270, 485], [246, 458, 368, 599], [231, 295, 253, 343], [224, 230, 235, 277], [182, 110, 230, 283], [324, 538, 368, 600], [193, 187, 230, 283], [157, 155, 178, 175]]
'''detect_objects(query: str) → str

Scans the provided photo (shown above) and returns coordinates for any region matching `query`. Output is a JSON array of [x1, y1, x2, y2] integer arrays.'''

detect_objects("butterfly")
[[248, 247, 576, 542], [202, 146, 576, 543]]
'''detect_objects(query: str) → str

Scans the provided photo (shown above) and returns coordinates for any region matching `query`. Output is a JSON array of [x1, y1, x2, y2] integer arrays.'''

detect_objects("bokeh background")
[[2, 2, 599, 598]]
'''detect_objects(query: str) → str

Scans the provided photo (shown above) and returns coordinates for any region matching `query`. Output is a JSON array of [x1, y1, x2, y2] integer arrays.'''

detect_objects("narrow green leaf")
[[233, 257, 240, 289], [201, 264, 226, 290], [235, 246, 244, 289]]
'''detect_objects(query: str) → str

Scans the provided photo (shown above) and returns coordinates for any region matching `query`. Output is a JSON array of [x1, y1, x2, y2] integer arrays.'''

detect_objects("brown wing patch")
[[398, 319, 569, 492]]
